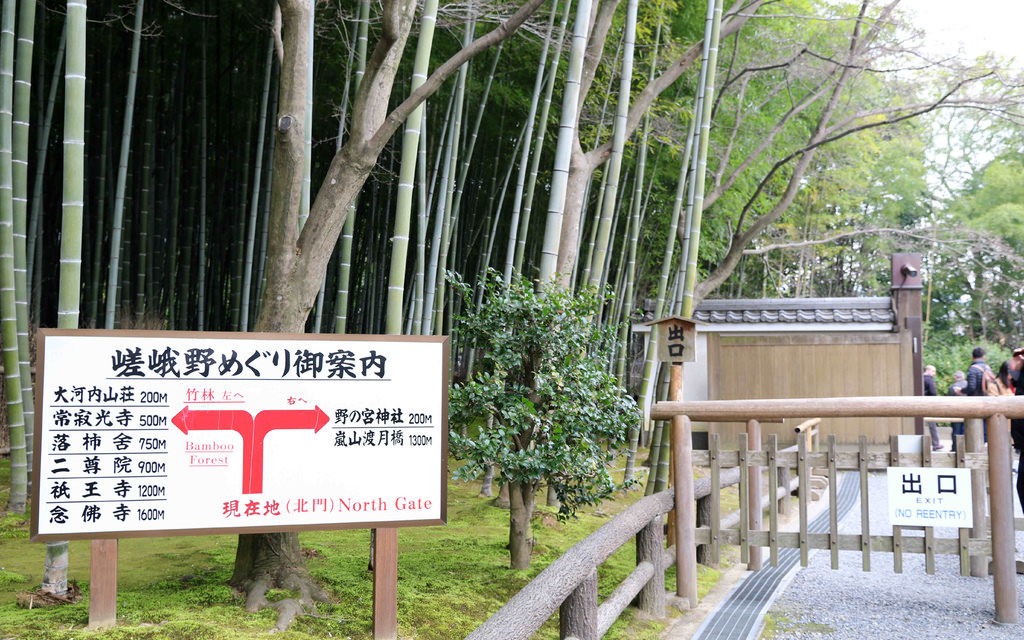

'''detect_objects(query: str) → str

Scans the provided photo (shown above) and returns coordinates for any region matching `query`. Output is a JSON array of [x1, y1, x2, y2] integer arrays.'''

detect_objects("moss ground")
[[0, 456, 730, 639]]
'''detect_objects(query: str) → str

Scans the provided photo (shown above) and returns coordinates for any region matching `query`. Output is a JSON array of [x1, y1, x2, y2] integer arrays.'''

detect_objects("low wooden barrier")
[[466, 395, 1024, 638], [651, 395, 1024, 625], [465, 490, 676, 640]]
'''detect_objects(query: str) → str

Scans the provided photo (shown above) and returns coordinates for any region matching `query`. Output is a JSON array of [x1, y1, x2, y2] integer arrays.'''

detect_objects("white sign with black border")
[[886, 466, 972, 528]]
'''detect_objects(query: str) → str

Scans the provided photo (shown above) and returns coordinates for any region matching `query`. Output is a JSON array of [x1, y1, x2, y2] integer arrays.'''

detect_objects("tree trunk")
[[230, 532, 328, 614], [508, 480, 537, 569], [479, 464, 494, 498], [495, 480, 510, 509], [234, 0, 546, 626]]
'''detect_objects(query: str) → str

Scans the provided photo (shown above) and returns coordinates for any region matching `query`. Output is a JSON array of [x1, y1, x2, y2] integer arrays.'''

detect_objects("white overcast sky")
[[898, 0, 1023, 66]]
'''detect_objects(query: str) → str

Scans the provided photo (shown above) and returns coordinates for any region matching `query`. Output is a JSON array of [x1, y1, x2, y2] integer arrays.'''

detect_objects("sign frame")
[[886, 466, 973, 529], [644, 316, 699, 364], [31, 329, 449, 542]]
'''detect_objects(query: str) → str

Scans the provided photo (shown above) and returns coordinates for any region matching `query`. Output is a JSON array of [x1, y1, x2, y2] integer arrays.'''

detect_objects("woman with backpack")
[[988, 360, 1016, 396]]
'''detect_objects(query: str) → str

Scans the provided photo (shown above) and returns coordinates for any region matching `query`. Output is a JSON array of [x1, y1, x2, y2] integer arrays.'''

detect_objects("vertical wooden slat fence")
[[968, 416, 988, 577], [651, 395, 1024, 625], [465, 396, 1024, 639]]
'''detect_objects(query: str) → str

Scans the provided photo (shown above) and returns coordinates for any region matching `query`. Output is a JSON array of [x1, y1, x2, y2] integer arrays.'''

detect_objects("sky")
[[898, 0, 1023, 66]]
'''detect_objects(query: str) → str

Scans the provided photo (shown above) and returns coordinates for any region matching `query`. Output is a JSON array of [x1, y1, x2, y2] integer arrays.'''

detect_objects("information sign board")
[[31, 330, 448, 541], [886, 466, 972, 528]]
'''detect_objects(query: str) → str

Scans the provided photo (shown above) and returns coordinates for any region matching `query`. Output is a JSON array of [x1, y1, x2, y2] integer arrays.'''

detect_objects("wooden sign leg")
[[373, 527, 398, 640], [88, 539, 118, 629]]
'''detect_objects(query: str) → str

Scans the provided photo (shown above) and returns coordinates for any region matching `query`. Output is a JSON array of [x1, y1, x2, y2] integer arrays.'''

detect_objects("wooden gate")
[[650, 394, 1024, 624]]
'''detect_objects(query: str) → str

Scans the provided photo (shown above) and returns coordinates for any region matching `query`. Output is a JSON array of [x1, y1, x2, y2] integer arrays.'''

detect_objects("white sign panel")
[[31, 330, 448, 541], [886, 467, 973, 528]]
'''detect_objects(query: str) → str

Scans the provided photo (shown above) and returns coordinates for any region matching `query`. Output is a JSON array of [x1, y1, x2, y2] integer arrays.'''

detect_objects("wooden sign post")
[[32, 329, 449, 636], [645, 316, 698, 607]]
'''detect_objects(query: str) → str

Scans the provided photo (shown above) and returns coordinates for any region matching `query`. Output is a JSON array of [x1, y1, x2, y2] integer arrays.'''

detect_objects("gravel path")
[[763, 471, 1024, 639]]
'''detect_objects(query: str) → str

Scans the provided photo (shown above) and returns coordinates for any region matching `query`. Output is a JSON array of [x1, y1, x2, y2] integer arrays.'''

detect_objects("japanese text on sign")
[[886, 467, 972, 528], [31, 330, 448, 541]]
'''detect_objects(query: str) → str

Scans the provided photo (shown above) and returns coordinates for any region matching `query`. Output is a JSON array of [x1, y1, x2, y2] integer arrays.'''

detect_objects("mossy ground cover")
[[0, 456, 728, 640]]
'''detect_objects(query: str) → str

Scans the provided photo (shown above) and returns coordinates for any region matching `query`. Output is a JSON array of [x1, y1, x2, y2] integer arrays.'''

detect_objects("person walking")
[[989, 360, 1016, 396], [947, 371, 967, 452], [923, 365, 944, 450], [965, 346, 997, 443], [965, 346, 993, 396], [1008, 350, 1024, 513]]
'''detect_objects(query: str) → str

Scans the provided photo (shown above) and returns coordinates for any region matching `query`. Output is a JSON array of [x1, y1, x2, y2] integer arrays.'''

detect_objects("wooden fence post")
[[672, 395, 697, 608], [966, 417, 987, 578], [747, 419, 762, 571], [87, 539, 118, 630], [373, 528, 398, 640], [559, 569, 597, 640], [986, 414, 1018, 624], [777, 463, 791, 517], [636, 516, 666, 617]]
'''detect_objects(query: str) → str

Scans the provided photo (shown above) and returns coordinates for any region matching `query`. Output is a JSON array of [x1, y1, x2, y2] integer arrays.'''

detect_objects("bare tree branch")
[[743, 227, 958, 254], [369, 0, 547, 153]]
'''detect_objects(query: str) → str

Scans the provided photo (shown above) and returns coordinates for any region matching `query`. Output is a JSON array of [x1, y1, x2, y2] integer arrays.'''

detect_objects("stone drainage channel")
[[688, 472, 860, 640]]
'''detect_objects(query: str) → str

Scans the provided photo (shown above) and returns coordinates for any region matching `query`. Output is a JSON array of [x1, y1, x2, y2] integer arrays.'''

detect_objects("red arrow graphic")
[[172, 406, 329, 494], [254, 406, 330, 434], [172, 406, 253, 435], [248, 406, 330, 494]]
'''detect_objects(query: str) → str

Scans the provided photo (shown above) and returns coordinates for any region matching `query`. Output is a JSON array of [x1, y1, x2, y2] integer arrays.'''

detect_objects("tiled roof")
[[692, 297, 894, 325]]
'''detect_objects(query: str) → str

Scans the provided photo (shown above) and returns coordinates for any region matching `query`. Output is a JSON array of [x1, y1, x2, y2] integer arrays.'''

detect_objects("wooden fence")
[[651, 394, 1024, 624], [464, 394, 1024, 639]]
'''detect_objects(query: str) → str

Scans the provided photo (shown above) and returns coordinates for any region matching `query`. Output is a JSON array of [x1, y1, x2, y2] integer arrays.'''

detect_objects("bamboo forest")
[[2, 0, 1024, 635]]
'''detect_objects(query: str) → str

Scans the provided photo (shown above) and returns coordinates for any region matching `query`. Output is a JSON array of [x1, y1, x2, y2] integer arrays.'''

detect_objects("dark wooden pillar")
[[892, 253, 923, 435]]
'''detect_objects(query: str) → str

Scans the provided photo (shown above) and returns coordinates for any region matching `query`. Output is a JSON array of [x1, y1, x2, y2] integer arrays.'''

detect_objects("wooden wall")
[[703, 332, 909, 447]]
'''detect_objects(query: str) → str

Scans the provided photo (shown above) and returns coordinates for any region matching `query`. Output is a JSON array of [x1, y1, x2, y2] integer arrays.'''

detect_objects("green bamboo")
[[241, 28, 275, 332], [27, 7, 58, 289], [597, 163, 628, 294], [587, 0, 637, 289], [255, 86, 277, 319], [385, 0, 439, 336], [135, 79, 154, 325], [177, 156, 195, 328], [166, 57, 185, 329], [503, 0, 557, 283], [229, 89, 255, 331], [448, 41, 501, 235], [538, 0, 592, 284], [628, 108, 696, 486], [514, 0, 570, 276], [196, 16, 207, 330], [580, 163, 609, 290], [427, 19, 474, 335], [421, 88, 456, 332], [11, 0, 34, 467], [43, 0, 87, 598], [0, 0, 25, 516], [103, 0, 144, 329], [681, 0, 724, 317], [85, 36, 104, 326], [410, 104, 428, 334], [616, 127, 650, 383], [333, 0, 369, 334]]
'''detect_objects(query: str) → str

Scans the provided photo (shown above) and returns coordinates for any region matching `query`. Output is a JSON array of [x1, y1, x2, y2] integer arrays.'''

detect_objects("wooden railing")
[[464, 490, 677, 640], [651, 395, 1024, 625], [465, 395, 1024, 638], [465, 467, 775, 640]]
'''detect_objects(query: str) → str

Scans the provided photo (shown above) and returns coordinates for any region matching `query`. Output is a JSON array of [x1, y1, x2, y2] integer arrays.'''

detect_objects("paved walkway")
[[662, 432, 1021, 640], [660, 473, 858, 640]]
